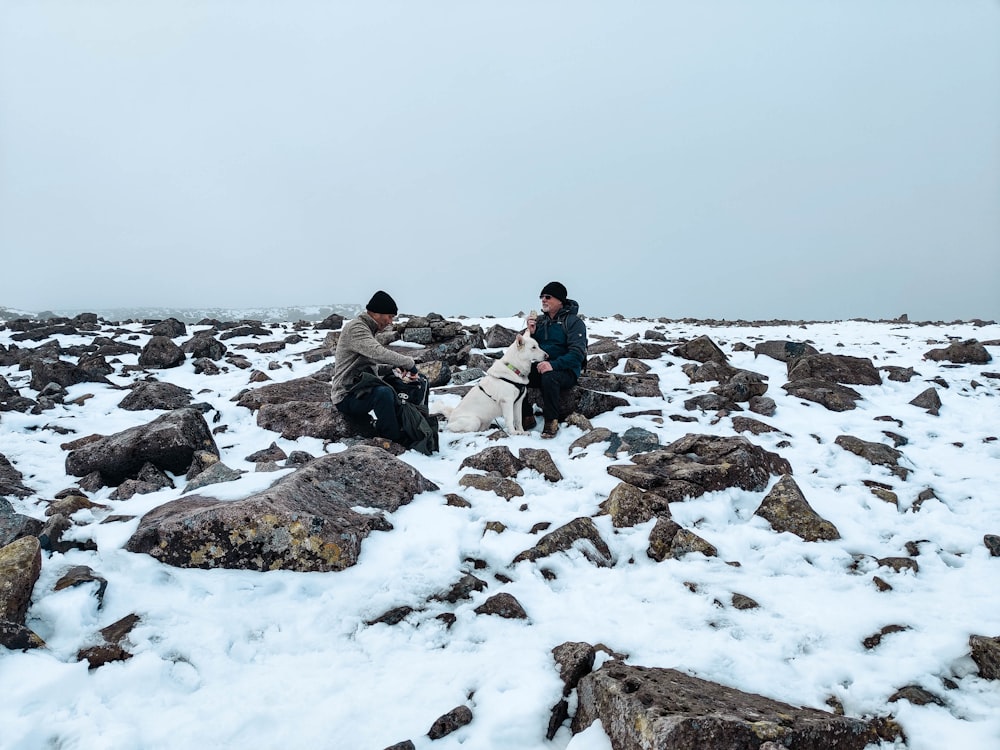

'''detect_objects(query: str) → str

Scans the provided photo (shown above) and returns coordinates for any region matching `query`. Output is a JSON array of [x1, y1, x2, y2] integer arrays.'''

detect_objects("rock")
[[985, 534, 1000, 557], [731, 416, 781, 435], [235, 376, 331, 411], [148, 318, 187, 337], [459, 446, 525, 477], [923, 339, 991, 364], [181, 332, 228, 360], [0, 620, 45, 650], [474, 592, 528, 619], [245, 442, 288, 463], [834, 435, 909, 480], [1, 497, 42, 547], [0, 535, 41, 625], [782, 378, 863, 411], [427, 705, 473, 740], [54, 565, 109, 606], [512, 517, 614, 568], [431, 573, 488, 604], [753, 475, 841, 541], [77, 613, 141, 669], [257, 401, 375, 441], [29, 356, 110, 391], [182, 461, 244, 493], [118, 380, 194, 411], [0, 454, 34, 499], [909, 387, 942, 415], [517, 448, 563, 483], [65, 408, 219, 486], [573, 663, 892, 750], [126, 446, 437, 572], [552, 641, 596, 695], [672, 335, 728, 364], [607, 434, 791, 500], [620, 427, 659, 455], [787, 353, 882, 386], [599, 482, 670, 529], [888, 685, 945, 707], [458, 472, 524, 500], [484, 324, 518, 348], [753, 340, 819, 362], [969, 634, 1000, 680], [709, 370, 769, 402], [646, 518, 717, 561], [137, 335, 186, 369]]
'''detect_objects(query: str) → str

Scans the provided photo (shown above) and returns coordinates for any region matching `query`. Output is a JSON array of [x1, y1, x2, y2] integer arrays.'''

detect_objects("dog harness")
[[476, 375, 527, 403]]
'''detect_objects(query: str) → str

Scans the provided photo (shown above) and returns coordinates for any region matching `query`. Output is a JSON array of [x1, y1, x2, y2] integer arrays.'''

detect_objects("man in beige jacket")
[[330, 290, 424, 444]]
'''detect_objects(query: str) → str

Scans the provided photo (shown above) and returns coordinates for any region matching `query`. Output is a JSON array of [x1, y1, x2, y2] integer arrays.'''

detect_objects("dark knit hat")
[[366, 290, 398, 315], [539, 281, 568, 304]]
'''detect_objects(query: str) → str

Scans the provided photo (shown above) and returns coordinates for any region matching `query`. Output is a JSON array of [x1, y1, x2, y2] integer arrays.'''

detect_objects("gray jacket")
[[329, 313, 416, 405]]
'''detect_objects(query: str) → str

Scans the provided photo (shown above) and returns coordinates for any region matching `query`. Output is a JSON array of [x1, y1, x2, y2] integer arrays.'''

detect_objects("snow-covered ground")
[[1, 314, 998, 750]]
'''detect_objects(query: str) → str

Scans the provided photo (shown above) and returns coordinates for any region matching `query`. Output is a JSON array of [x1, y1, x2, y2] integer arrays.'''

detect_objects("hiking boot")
[[541, 419, 559, 439], [522, 413, 538, 431]]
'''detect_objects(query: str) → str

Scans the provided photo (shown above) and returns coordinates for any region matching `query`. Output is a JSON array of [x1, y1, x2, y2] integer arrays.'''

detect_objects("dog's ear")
[[515, 333, 524, 348]]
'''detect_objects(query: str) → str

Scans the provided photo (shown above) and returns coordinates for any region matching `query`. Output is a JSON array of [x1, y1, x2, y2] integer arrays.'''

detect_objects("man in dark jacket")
[[525, 281, 588, 438]]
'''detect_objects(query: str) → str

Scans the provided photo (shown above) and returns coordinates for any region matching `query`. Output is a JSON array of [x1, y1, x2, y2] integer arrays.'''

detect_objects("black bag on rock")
[[395, 395, 439, 456]]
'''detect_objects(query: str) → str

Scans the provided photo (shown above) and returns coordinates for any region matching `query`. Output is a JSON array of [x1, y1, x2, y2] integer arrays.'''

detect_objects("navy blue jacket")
[[533, 299, 588, 378]]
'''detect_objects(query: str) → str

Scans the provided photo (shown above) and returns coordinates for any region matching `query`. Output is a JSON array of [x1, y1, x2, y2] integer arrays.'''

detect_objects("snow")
[[1, 314, 999, 750]]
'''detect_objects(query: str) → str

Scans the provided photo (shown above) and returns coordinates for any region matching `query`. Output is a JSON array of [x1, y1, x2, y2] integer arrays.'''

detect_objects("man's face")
[[539, 294, 563, 316], [370, 312, 395, 331]]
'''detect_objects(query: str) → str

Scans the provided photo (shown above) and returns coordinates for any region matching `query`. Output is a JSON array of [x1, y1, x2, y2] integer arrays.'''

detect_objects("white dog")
[[445, 332, 548, 434]]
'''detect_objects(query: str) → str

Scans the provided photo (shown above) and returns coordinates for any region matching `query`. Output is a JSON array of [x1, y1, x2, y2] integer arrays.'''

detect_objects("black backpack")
[[395, 396, 439, 456]]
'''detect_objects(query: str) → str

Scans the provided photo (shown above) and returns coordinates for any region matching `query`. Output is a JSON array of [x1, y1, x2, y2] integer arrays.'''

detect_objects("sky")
[[1, 314, 998, 749], [1, 1, 998, 321]]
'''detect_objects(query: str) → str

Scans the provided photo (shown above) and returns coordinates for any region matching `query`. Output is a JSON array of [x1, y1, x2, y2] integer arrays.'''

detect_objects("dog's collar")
[[505, 362, 525, 377]]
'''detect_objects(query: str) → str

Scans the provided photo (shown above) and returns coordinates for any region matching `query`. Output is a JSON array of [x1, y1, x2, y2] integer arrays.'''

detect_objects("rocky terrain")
[[1, 309, 998, 750]]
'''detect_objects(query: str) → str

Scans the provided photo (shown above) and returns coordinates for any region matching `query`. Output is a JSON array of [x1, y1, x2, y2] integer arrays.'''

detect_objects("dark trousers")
[[527, 367, 577, 421], [336, 375, 428, 444]]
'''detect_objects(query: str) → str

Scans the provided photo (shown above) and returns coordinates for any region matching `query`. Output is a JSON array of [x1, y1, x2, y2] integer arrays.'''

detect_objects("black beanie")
[[366, 290, 398, 315], [540, 281, 568, 304]]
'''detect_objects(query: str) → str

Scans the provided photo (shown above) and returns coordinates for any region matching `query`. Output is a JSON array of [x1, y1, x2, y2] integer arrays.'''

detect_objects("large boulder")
[[255, 401, 375, 441], [29, 357, 110, 391], [65, 407, 219, 486], [118, 380, 194, 411], [782, 378, 863, 412], [125, 446, 438, 572], [754, 340, 820, 362], [924, 339, 991, 364], [573, 662, 894, 750], [235, 376, 331, 411], [137, 335, 186, 369], [786, 353, 882, 386], [607, 434, 791, 501]]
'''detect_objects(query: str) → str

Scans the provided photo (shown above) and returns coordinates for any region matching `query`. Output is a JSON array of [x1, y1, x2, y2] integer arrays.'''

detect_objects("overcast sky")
[[1, 1, 998, 321]]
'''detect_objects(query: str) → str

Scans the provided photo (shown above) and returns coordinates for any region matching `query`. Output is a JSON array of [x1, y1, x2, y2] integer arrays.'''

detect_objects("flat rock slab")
[[126, 446, 438, 572], [574, 663, 886, 750]]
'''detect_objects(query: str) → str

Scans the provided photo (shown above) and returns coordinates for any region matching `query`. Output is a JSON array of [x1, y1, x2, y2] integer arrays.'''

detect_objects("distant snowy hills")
[[0, 303, 362, 324]]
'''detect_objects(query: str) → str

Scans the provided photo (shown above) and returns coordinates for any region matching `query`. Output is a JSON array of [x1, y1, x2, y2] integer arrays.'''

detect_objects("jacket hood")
[[556, 298, 580, 318]]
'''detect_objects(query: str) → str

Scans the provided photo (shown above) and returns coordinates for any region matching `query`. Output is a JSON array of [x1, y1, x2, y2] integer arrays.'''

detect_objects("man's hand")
[[526, 310, 538, 335], [537, 361, 553, 374]]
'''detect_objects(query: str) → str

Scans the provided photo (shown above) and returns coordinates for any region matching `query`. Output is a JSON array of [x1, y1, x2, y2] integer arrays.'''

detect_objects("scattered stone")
[[909, 387, 942, 415], [646, 518, 717, 561], [513, 517, 615, 568], [473, 592, 528, 619], [754, 475, 841, 541], [427, 705, 473, 740], [969, 634, 1000, 680]]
